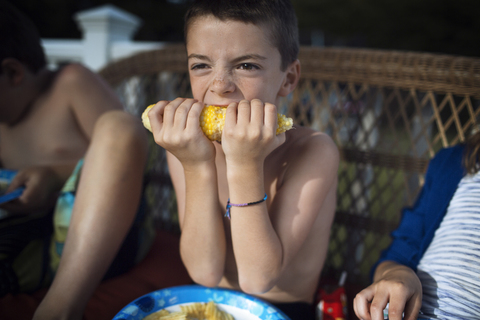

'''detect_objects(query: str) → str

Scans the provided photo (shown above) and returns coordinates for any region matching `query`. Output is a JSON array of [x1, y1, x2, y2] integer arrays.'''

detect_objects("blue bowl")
[[113, 285, 291, 320]]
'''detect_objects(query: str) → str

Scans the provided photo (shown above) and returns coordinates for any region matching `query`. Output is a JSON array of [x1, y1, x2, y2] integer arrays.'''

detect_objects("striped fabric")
[[416, 171, 480, 319]]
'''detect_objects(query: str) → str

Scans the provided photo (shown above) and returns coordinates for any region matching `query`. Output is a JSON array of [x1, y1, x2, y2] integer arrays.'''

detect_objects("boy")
[[146, 0, 339, 319], [0, 2, 153, 319]]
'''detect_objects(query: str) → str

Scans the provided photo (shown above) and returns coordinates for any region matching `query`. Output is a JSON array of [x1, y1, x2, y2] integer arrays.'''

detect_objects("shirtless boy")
[[146, 1, 339, 319], [0, 2, 152, 319]]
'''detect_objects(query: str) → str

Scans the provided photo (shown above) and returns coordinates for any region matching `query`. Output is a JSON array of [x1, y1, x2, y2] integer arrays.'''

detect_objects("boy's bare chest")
[[0, 98, 88, 169]]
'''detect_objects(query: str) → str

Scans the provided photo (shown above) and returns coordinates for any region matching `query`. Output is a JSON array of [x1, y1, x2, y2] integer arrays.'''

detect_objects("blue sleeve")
[[370, 146, 463, 279], [375, 176, 433, 271]]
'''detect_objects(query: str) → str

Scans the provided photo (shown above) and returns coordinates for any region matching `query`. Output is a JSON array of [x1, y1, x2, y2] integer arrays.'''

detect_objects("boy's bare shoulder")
[[282, 125, 338, 159], [52, 63, 102, 90], [46, 63, 122, 131], [272, 125, 339, 178]]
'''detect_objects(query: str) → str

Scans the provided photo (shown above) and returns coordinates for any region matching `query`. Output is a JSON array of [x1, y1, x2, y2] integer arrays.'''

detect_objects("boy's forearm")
[[181, 161, 226, 287], [227, 162, 283, 294]]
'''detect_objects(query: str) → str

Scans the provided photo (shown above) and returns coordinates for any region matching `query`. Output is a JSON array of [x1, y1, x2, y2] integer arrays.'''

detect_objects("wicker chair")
[[99, 44, 480, 318]]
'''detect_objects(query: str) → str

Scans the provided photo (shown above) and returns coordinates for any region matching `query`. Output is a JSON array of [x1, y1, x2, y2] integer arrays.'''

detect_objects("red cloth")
[[0, 229, 192, 320]]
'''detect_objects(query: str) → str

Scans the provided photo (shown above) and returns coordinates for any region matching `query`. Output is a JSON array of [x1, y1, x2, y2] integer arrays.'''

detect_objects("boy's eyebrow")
[[231, 54, 267, 64], [187, 53, 267, 63], [188, 53, 211, 61]]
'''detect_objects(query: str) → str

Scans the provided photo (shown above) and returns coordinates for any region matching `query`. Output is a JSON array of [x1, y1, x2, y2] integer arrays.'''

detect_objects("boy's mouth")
[[206, 104, 228, 108], [205, 101, 240, 108]]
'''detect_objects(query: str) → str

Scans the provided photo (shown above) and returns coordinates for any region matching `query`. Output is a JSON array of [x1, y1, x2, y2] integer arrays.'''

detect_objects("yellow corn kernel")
[[199, 105, 226, 141], [142, 104, 293, 141]]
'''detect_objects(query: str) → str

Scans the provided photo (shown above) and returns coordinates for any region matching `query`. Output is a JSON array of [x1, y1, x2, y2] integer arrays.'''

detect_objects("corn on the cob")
[[142, 104, 293, 141], [144, 301, 234, 320], [141, 104, 154, 132]]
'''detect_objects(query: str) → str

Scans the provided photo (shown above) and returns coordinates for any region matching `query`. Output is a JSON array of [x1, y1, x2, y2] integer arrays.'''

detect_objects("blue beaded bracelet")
[[225, 193, 268, 219]]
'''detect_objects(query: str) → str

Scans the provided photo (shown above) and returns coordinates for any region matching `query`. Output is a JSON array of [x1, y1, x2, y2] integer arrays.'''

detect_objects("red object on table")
[[315, 271, 348, 320], [316, 286, 348, 320]]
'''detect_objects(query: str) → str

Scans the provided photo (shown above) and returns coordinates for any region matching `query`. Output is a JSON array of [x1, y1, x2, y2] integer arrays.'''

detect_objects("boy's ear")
[[278, 59, 301, 97], [1, 58, 25, 86]]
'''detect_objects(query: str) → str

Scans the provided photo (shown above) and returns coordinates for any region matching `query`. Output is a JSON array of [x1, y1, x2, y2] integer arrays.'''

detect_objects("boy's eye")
[[238, 63, 259, 70], [191, 63, 209, 70]]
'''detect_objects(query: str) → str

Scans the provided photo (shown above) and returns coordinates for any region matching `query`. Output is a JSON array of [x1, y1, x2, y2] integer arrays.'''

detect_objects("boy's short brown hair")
[[184, 0, 299, 71], [0, 1, 47, 74]]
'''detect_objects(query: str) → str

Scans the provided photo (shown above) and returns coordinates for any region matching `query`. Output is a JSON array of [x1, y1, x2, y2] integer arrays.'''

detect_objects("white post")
[[74, 4, 141, 70]]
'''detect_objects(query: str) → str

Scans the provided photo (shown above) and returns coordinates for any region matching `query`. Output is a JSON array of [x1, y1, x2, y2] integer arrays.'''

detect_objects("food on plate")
[[143, 301, 234, 320], [141, 104, 294, 142]]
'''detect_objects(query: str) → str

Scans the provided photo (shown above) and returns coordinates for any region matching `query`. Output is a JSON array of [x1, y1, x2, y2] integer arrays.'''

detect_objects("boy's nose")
[[210, 76, 235, 95]]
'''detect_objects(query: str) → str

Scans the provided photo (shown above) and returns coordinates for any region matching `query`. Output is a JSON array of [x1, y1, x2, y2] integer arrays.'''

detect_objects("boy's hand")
[[222, 99, 285, 164], [148, 98, 216, 166], [1, 166, 62, 214], [353, 262, 422, 320]]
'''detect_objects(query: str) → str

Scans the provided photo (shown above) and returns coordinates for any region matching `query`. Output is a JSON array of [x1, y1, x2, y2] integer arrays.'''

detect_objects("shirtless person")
[[146, 1, 339, 319], [0, 2, 153, 319]]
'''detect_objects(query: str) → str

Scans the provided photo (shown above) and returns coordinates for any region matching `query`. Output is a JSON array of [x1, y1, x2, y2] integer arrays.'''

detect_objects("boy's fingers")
[[186, 101, 204, 127], [6, 172, 26, 193], [237, 99, 251, 125], [148, 100, 169, 132], [250, 99, 265, 127], [369, 293, 390, 320], [224, 102, 238, 130], [386, 293, 408, 320], [161, 98, 188, 130], [353, 300, 372, 320], [173, 99, 196, 129], [263, 102, 278, 132], [354, 288, 374, 320], [388, 283, 420, 320], [403, 295, 422, 320]]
